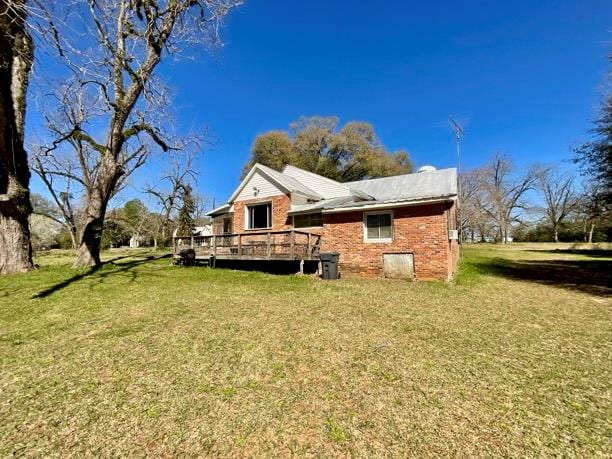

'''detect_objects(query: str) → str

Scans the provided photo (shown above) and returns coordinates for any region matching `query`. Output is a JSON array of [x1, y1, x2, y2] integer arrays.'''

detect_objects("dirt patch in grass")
[[0, 246, 610, 456]]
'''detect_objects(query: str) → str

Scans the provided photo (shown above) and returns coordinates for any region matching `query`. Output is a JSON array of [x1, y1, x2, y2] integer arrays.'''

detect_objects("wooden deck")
[[173, 229, 322, 262]]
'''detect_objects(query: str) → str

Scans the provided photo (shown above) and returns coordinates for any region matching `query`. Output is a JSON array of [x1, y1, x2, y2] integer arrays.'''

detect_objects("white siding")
[[283, 165, 352, 199], [235, 170, 286, 201]]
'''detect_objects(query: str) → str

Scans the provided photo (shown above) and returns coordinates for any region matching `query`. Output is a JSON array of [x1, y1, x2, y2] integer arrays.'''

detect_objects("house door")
[[383, 253, 414, 279]]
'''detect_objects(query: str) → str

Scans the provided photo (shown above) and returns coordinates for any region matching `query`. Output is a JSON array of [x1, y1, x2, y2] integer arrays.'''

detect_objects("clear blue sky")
[[30, 0, 612, 208]]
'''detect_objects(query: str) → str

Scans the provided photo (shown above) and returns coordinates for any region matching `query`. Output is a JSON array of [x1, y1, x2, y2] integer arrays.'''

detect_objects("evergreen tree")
[[176, 185, 196, 236], [574, 93, 612, 206]]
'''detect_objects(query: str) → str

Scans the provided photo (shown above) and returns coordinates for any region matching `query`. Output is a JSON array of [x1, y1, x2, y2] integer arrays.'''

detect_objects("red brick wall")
[[233, 194, 292, 232], [225, 193, 458, 280], [321, 202, 457, 280]]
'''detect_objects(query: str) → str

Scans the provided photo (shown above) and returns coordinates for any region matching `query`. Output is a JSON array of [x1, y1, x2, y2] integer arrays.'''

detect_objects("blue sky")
[[29, 0, 611, 208]]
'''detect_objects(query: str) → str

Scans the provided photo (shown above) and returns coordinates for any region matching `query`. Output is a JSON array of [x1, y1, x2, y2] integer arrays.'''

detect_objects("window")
[[222, 217, 232, 234], [247, 203, 271, 229], [364, 211, 392, 242], [293, 212, 323, 228]]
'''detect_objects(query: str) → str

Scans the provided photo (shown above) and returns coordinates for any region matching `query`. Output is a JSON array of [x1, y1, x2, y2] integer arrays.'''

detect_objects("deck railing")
[[173, 229, 322, 260]]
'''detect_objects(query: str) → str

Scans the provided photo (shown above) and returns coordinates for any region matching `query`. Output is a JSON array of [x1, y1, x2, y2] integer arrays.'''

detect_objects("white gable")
[[235, 170, 286, 201], [282, 165, 352, 199]]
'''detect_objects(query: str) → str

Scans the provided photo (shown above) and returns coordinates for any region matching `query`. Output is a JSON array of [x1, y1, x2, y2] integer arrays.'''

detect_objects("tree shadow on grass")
[[472, 257, 612, 297], [32, 254, 170, 299], [526, 249, 612, 259]]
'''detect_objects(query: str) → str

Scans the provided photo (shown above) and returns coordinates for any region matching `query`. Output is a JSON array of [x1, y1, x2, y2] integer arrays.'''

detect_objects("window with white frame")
[[364, 211, 393, 242], [246, 202, 272, 229]]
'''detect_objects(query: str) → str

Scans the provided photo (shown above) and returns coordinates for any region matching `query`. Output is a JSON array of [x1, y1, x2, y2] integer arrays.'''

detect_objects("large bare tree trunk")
[[74, 156, 119, 267], [0, 210, 32, 273], [74, 205, 106, 267], [0, 0, 34, 274]]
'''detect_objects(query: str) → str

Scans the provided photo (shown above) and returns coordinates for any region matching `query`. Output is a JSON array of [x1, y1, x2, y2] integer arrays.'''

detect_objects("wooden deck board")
[[173, 254, 319, 261], [173, 229, 322, 264]]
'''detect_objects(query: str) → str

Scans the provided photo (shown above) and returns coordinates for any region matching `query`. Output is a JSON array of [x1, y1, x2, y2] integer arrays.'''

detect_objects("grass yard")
[[1, 244, 610, 456]]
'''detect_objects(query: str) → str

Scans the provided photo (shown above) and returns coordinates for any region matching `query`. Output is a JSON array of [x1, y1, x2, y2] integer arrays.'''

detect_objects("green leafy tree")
[[242, 116, 413, 182], [122, 199, 148, 230], [240, 131, 295, 179], [100, 218, 131, 249]]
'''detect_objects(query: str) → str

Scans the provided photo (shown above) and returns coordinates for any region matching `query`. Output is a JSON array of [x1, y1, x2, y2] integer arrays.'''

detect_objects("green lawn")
[[1, 244, 610, 456]]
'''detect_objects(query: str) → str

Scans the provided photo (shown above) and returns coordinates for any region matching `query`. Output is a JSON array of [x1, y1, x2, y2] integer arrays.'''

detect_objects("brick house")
[[206, 163, 459, 280]]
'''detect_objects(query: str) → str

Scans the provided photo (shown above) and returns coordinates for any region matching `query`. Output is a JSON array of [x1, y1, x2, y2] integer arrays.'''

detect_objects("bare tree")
[[535, 166, 576, 242], [578, 183, 607, 243], [0, 0, 34, 273], [31, 141, 82, 250], [30, 192, 79, 249], [193, 192, 211, 224], [458, 170, 491, 242], [35, 0, 240, 267], [144, 151, 197, 246], [476, 154, 537, 243]]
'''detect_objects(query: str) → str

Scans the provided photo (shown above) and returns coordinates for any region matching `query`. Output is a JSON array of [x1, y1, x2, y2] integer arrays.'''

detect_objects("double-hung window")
[[247, 203, 271, 229], [364, 211, 393, 242]]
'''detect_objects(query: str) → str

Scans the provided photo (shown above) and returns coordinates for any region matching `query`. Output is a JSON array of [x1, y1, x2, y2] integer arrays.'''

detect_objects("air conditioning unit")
[[448, 229, 459, 240]]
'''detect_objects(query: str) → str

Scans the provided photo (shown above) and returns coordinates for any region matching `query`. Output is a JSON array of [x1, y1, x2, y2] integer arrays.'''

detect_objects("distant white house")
[[172, 225, 213, 239]]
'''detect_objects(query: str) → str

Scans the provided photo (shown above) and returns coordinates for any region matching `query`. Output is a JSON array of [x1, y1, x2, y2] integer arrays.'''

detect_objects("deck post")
[[307, 233, 311, 258], [290, 230, 295, 259], [212, 235, 216, 258], [238, 234, 242, 258], [267, 232, 271, 259], [190, 235, 194, 249]]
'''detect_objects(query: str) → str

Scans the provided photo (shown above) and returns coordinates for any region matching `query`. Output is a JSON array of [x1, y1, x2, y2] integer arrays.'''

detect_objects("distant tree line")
[[30, 150, 209, 252], [460, 89, 611, 243], [31, 191, 209, 252]]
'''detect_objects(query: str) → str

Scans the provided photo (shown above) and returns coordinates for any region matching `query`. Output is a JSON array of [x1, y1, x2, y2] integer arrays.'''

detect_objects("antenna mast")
[[450, 117, 464, 255], [450, 117, 463, 173]]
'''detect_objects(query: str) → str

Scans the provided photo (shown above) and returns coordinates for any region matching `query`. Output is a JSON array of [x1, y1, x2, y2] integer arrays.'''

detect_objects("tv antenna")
[[450, 117, 464, 255], [450, 117, 463, 173]]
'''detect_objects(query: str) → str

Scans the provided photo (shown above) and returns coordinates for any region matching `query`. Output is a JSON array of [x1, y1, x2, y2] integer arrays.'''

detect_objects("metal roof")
[[212, 165, 458, 217], [345, 168, 458, 201], [207, 203, 231, 217], [288, 196, 359, 215]]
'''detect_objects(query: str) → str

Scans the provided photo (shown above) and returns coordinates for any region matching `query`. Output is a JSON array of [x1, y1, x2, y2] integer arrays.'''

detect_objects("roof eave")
[[206, 204, 231, 217], [321, 195, 457, 214]]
